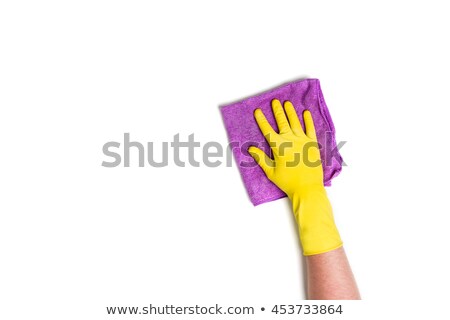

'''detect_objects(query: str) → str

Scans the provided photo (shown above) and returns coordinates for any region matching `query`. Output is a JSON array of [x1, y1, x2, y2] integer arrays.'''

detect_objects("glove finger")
[[248, 146, 274, 178], [272, 99, 291, 134], [303, 110, 317, 141], [284, 101, 304, 136], [254, 108, 276, 143]]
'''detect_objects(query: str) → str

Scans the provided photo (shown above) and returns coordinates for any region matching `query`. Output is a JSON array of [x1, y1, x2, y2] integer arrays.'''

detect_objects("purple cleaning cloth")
[[221, 79, 343, 206]]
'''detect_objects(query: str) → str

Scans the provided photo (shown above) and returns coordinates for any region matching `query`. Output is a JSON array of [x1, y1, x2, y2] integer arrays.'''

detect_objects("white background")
[[1, 1, 450, 319]]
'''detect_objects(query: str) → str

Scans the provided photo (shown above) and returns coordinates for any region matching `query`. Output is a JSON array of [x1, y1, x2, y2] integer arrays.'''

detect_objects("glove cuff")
[[290, 187, 343, 256]]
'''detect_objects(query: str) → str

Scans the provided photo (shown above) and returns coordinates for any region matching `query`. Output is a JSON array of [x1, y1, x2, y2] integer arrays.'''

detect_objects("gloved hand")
[[248, 99, 342, 255]]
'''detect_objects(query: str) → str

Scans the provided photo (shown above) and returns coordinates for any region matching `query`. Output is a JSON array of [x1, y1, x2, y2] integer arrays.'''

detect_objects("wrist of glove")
[[290, 186, 342, 256]]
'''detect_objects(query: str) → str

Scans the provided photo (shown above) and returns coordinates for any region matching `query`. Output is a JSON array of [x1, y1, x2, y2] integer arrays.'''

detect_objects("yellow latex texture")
[[248, 99, 343, 256]]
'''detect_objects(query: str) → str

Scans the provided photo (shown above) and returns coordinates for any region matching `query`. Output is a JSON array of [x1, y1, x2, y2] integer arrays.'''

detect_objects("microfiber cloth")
[[220, 79, 343, 206]]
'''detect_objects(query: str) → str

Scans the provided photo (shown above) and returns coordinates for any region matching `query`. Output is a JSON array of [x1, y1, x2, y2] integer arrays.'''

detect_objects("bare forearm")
[[306, 247, 360, 300]]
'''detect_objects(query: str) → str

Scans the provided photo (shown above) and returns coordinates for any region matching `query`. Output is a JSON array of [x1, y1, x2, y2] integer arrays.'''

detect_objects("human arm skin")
[[307, 247, 360, 299]]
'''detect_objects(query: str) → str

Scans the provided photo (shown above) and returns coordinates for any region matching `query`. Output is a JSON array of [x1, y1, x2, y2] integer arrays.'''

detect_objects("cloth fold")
[[221, 79, 343, 206]]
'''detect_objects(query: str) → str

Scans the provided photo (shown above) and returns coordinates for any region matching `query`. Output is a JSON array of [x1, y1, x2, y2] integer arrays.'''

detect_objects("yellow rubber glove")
[[248, 99, 342, 256]]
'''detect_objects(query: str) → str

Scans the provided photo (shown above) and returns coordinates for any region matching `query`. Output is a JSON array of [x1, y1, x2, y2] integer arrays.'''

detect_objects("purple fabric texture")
[[220, 79, 343, 206]]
